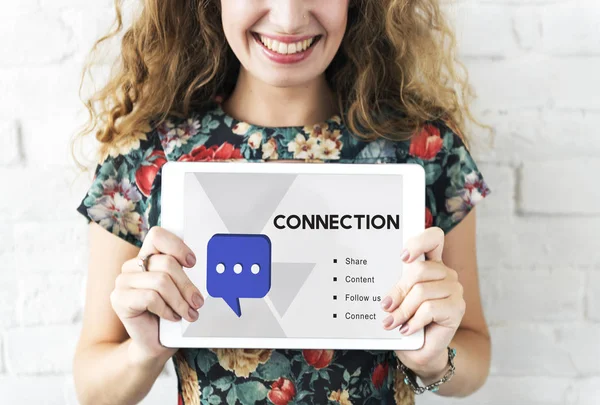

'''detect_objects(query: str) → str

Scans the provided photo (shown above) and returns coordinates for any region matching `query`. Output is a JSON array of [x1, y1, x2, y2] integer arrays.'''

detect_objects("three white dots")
[[216, 263, 261, 274]]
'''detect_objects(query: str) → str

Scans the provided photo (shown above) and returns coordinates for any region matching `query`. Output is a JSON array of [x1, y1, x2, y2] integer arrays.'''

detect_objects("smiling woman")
[[71, 0, 491, 404], [221, 0, 348, 92]]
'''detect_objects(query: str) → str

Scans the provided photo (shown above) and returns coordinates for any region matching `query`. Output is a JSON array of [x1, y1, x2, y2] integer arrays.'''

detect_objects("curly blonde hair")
[[71, 0, 486, 170]]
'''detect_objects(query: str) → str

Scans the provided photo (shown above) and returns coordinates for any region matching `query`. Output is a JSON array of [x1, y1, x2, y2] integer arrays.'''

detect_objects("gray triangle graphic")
[[268, 262, 315, 318], [194, 172, 297, 233], [183, 297, 287, 338]]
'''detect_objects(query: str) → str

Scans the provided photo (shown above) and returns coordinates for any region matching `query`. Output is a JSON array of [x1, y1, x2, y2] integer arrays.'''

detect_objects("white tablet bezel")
[[160, 161, 425, 350]]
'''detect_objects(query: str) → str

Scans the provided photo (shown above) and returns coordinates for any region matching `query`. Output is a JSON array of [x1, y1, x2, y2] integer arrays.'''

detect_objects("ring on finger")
[[137, 253, 155, 272]]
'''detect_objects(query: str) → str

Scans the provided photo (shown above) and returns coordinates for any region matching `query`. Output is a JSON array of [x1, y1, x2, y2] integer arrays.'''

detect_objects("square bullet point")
[[333, 277, 337, 282], [333, 295, 337, 300], [333, 259, 337, 263], [333, 314, 337, 318]]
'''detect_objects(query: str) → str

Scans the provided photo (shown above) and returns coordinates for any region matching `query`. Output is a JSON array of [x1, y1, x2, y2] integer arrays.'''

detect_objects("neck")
[[221, 68, 338, 127]]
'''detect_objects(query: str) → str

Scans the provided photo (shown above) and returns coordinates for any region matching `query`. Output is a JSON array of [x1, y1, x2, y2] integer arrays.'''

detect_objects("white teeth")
[[277, 41, 287, 54], [258, 34, 316, 55]]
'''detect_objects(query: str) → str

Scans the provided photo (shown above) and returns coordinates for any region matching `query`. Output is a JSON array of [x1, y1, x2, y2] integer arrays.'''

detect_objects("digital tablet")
[[160, 161, 425, 350]]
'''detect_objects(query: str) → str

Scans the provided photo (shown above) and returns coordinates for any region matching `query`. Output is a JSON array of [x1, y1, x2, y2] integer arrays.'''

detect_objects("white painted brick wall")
[[587, 273, 600, 322], [0, 0, 598, 403], [520, 159, 600, 214]]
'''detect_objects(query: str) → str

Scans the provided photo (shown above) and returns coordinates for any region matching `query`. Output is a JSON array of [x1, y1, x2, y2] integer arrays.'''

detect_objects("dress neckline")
[[211, 96, 345, 132]]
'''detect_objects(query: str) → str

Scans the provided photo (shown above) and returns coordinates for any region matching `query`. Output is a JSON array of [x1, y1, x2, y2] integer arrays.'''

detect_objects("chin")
[[252, 70, 321, 89]]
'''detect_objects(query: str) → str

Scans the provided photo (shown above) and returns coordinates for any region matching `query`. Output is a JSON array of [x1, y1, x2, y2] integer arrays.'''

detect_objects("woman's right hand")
[[109, 226, 204, 364]]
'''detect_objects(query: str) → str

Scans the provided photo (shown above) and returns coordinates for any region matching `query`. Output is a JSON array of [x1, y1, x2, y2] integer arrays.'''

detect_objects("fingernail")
[[400, 249, 409, 261], [187, 253, 196, 267], [383, 315, 393, 328], [192, 292, 204, 309], [400, 324, 409, 334], [188, 307, 198, 321], [381, 296, 392, 310]]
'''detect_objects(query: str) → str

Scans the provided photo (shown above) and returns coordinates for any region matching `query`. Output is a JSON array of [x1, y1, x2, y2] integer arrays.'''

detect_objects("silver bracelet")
[[397, 346, 457, 394]]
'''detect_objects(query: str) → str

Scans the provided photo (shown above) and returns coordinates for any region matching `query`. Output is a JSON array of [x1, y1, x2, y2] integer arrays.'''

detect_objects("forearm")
[[74, 339, 172, 405], [413, 327, 491, 397]]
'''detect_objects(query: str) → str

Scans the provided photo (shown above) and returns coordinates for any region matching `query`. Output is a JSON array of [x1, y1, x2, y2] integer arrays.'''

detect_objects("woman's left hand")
[[380, 227, 466, 381]]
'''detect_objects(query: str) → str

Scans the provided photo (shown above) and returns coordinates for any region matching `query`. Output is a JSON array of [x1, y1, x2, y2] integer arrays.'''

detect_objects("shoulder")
[[409, 118, 491, 234], [77, 119, 168, 247], [404, 118, 481, 184], [77, 107, 223, 248], [355, 117, 491, 234], [95, 119, 169, 198]]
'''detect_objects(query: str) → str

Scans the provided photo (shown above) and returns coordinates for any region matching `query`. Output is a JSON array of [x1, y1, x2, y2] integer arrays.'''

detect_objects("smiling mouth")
[[252, 32, 322, 55]]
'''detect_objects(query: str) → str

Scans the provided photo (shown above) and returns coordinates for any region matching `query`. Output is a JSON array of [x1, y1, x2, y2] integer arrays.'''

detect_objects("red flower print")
[[409, 124, 443, 161], [177, 142, 243, 162], [178, 144, 216, 162], [214, 142, 243, 160], [302, 349, 334, 369], [135, 150, 167, 197], [267, 377, 296, 405], [425, 207, 433, 228], [371, 362, 389, 389]]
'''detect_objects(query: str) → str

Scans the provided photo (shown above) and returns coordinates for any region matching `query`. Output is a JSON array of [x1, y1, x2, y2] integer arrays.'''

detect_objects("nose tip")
[[268, 2, 311, 35]]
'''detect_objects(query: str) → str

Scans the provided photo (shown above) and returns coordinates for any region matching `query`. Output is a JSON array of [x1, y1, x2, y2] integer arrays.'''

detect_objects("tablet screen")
[[182, 170, 408, 341]]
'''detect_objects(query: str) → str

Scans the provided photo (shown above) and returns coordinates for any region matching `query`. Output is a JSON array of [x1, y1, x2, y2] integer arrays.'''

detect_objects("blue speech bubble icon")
[[206, 234, 272, 317]]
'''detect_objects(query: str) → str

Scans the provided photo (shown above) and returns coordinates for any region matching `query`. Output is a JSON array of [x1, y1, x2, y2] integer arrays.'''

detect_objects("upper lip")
[[253, 33, 320, 43]]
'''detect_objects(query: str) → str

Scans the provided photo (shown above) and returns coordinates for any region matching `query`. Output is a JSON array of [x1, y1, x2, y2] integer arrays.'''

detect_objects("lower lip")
[[252, 33, 320, 64]]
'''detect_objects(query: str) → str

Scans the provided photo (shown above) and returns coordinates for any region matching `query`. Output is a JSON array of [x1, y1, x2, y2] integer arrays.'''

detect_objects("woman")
[[72, 0, 492, 404]]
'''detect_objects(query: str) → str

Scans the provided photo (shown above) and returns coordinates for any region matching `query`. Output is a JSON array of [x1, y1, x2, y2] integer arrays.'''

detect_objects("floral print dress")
[[76, 96, 491, 405]]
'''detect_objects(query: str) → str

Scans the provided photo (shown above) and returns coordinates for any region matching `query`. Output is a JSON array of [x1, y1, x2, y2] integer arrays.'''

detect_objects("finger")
[[116, 272, 199, 322], [382, 279, 454, 330], [123, 254, 204, 310], [110, 288, 181, 322], [139, 226, 197, 268], [381, 260, 448, 312], [399, 295, 465, 336], [400, 227, 445, 263]]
